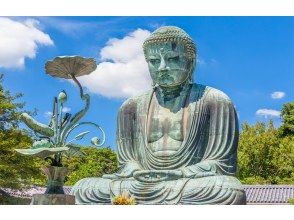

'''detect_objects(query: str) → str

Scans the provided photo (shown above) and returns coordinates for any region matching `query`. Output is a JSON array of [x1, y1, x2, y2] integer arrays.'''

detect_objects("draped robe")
[[70, 84, 246, 204]]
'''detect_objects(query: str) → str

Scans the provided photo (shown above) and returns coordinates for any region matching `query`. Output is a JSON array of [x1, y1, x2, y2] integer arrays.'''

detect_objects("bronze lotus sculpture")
[[15, 56, 105, 204]]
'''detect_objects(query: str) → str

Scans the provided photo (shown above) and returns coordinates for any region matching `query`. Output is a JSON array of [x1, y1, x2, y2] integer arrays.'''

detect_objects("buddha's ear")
[[188, 58, 196, 83], [192, 58, 196, 69], [171, 42, 177, 51]]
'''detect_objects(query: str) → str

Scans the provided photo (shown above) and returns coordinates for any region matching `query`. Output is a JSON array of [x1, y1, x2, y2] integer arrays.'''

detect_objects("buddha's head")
[[143, 26, 196, 88]]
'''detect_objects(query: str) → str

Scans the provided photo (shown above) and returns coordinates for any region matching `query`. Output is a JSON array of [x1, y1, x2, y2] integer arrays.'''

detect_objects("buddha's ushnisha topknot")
[[143, 26, 197, 60]]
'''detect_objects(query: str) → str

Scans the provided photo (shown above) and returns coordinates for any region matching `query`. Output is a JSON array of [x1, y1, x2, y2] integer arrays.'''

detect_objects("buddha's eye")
[[149, 58, 160, 65], [167, 56, 179, 62]]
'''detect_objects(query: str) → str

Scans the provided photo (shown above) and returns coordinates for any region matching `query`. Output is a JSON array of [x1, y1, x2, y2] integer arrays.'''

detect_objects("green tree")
[[0, 74, 45, 189], [238, 102, 294, 184], [278, 102, 294, 137], [271, 136, 294, 183], [272, 102, 294, 183], [63, 147, 118, 185], [237, 120, 279, 184]]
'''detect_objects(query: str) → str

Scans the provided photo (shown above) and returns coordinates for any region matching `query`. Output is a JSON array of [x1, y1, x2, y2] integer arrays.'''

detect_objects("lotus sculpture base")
[[31, 194, 75, 205], [30, 165, 75, 205], [42, 166, 68, 194]]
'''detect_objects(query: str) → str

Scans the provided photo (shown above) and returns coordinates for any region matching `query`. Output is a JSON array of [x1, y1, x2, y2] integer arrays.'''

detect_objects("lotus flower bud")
[[91, 137, 100, 146], [58, 90, 67, 104]]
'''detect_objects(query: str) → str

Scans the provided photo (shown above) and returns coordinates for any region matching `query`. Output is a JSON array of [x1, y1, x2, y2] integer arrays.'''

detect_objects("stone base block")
[[30, 194, 75, 205]]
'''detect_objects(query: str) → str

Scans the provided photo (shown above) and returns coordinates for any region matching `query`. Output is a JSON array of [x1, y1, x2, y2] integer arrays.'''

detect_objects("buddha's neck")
[[155, 83, 190, 111]]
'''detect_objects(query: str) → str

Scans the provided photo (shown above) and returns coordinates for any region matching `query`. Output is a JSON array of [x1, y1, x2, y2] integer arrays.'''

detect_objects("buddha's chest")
[[144, 90, 193, 156], [147, 106, 184, 143]]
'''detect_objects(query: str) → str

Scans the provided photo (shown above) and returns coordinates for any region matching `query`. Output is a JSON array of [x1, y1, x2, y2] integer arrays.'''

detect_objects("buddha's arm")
[[103, 99, 143, 179], [179, 160, 226, 178], [180, 92, 238, 178]]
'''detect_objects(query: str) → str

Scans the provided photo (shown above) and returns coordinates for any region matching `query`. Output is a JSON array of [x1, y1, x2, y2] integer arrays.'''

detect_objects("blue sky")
[[0, 16, 293, 150]]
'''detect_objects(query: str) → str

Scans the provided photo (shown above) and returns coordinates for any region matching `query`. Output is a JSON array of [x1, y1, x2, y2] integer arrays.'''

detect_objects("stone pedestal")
[[42, 166, 67, 194], [30, 165, 75, 205], [31, 194, 75, 205]]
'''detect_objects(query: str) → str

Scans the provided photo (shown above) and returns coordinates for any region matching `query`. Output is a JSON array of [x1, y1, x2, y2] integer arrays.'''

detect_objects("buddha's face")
[[145, 42, 192, 88]]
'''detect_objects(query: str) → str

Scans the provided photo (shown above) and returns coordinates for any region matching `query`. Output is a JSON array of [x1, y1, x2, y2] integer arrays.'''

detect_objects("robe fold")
[[70, 84, 246, 205]]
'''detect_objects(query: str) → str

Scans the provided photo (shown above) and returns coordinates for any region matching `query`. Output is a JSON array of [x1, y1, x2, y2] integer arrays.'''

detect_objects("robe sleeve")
[[115, 99, 142, 177], [180, 90, 239, 178]]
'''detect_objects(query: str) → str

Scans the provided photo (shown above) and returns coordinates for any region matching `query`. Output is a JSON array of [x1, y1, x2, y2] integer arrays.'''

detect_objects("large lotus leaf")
[[45, 56, 97, 79], [15, 147, 69, 158], [65, 144, 86, 157], [21, 113, 54, 137], [66, 147, 86, 157], [74, 131, 90, 140]]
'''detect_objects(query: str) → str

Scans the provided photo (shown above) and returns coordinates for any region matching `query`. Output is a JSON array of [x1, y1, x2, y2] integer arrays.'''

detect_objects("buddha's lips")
[[157, 71, 174, 78], [155, 68, 187, 75], [159, 75, 174, 84]]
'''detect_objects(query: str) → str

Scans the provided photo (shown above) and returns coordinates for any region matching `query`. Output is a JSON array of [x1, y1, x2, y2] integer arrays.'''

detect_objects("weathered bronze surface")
[[71, 26, 247, 205], [15, 56, 106, 204]]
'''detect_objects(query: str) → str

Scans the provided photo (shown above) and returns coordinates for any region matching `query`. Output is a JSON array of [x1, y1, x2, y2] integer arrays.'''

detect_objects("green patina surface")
[[16, 60, 105, 166], [15, 56, 106, 203], [71, 26, 246, 205]]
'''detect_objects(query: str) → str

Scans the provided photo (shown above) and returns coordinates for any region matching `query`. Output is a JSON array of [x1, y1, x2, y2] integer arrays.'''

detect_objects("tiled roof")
[[243, 185, 294, 204], [2, 185, 294, 204], [1, 186, 72, 199]]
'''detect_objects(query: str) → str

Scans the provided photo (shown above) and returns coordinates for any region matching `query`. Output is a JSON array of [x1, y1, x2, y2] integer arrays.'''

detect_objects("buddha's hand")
[[102, 162, 141, 179], [193, 171, 216, 178], [180, 170, 216, 179], [133, 170, 183, 183]]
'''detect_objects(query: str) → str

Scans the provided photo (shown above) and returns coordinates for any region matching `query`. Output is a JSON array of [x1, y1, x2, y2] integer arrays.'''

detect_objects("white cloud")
[[256, 109, 281, 118], [0, 17, 53, 69], [44, 111, 53, 118], [37, 17, 98, 36], [196, 58, 206, 66], [79, 28, 152, 99], [62, 107, 71, 113], [196, 57, 219, 68], [37, 17, 126, 37], [44, 107, 70, 118], [148, 22, 165, 30], [271, 91, 285, 99]]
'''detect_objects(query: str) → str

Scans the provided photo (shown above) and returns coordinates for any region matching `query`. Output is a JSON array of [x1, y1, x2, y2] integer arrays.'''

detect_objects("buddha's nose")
[[158, 50, 167, 72], [158, 58, 167, 72]]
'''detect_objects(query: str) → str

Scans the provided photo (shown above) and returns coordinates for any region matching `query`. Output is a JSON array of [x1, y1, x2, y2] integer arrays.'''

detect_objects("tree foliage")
[[271, 135, 294, 183], [237, 121, 279, 184], [63, 147, 118, 186], [278, 102, 294, 137], [237, 102, 294, 184], [0, 74, 45, 189]]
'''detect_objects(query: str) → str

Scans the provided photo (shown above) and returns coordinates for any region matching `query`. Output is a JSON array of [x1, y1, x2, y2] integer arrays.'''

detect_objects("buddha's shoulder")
[[191, 84, 232, 103], [119, 90, 152, 112]]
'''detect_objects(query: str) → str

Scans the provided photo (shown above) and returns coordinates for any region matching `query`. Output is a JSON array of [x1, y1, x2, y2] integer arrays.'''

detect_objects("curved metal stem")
[[64, 121, 106, 147], [53, 97, 59, 145], [70, 74, 84, 98], [59, 94, 90, 143]]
